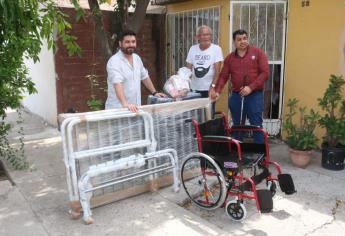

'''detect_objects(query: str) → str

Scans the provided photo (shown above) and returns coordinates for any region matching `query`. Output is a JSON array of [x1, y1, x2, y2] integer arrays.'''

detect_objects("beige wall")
[[284, 0, 345, 141]]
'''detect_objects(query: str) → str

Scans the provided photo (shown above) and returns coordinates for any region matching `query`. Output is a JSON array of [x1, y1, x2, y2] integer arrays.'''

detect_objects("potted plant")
[[317, 74, 345, 170], [283, 98, 320, 168]]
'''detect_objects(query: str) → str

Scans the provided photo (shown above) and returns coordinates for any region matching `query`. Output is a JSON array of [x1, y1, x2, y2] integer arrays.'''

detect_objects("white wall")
[[22, 40, 58, 126]]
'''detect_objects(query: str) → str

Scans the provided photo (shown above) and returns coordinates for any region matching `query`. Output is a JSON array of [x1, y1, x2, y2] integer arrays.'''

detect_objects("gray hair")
[[196, 25, 212, 36]]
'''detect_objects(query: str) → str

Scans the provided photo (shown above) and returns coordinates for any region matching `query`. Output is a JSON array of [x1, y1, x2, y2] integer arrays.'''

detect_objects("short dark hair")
[[232, 29, 248, 40], [118, 30, 136, 41]]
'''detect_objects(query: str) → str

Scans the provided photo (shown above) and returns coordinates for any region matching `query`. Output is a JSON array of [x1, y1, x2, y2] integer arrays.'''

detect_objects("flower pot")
[[289, 148, 313, 168], [321, 144, 345, 171]]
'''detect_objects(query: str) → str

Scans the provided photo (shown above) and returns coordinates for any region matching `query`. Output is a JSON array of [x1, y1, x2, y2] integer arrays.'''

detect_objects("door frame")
[[229, 0, 288, 135]]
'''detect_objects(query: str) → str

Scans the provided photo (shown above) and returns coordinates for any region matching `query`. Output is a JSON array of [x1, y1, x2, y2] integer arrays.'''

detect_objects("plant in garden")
[[283, 98, 320, 151], [0, 0, 80, 168], [317, 74, 345, 147], [86, 72, 105, 111]]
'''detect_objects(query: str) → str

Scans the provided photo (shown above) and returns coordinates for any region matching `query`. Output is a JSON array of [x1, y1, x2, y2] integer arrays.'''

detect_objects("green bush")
[[317, 75, 345, 147], [283, 98, 320, 151], [0, 0, 80, 169]]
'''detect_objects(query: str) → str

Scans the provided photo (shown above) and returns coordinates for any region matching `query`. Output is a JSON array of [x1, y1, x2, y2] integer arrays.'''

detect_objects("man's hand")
[[126, 104, 139, 113], [154, 92, 167, 98], [209, 87, 219, 102], [239, 86, 252, 96]]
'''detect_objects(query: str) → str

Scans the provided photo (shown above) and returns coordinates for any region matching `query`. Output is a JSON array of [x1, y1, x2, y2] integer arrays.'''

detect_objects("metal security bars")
[[166, 6, 220, 78], [230, 1, 287, 136]]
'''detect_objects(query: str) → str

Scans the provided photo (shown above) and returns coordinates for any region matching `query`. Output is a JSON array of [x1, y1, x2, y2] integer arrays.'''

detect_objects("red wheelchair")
[[181, 113, 296, 221]]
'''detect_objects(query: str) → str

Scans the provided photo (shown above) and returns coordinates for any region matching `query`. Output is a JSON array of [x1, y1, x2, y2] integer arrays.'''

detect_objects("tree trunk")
[[88, 0, 113, 59], [127, 0, 150, 33], [86, 0, 150, 59]]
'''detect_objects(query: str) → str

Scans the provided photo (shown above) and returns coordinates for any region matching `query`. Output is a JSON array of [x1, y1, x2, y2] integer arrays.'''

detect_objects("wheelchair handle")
[[184, 118, 193, 123]]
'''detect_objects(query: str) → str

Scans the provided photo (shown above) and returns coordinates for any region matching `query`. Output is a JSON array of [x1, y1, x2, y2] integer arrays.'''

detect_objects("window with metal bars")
[[166, 7, 220, 78]]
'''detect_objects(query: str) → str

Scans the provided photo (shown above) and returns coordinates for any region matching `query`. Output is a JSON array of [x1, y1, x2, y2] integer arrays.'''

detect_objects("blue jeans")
[[229, 91, 264, 143]]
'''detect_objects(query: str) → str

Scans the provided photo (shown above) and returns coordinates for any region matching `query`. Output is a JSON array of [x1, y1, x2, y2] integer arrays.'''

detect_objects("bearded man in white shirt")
[[105, 30, 165, 112]]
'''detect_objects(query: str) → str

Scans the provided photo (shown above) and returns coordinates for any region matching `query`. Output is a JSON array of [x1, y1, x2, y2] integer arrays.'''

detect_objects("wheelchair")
[[181, 113, 296, 221]]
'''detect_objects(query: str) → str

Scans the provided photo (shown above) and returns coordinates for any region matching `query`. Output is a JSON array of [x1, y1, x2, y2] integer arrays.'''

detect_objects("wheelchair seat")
[[197, 118, 266, 170]]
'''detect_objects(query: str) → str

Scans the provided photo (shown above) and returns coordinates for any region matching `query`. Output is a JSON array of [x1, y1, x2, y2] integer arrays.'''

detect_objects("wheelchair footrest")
[[278, 174, 296, 195], [239, 167, 270, 191], [257, 189, 273, 213]]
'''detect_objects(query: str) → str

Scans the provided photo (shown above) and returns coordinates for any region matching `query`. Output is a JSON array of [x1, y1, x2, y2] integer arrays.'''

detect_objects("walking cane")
[[240, 75, 248, 125], [240, 95, 245, 125]]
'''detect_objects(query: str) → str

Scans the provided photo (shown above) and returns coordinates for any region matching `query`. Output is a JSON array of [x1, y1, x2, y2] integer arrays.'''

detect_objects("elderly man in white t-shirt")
[[105, 30, 165, 112], [186, 25, 223, 102]]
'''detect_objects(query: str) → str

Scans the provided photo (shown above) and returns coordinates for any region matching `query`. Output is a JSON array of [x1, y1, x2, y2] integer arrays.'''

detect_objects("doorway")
[[230, 0, 287, 136]]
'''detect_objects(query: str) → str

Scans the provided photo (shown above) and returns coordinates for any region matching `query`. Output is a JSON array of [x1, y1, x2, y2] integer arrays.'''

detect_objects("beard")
[[121, 47, 136, 55]]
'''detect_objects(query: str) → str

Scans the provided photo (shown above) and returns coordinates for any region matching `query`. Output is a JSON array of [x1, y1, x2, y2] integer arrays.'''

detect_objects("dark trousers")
[[229, 91, 264, 143]]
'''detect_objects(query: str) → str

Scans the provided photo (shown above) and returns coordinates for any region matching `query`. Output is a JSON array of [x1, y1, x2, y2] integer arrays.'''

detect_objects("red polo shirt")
[[215, 46, 269, 93]]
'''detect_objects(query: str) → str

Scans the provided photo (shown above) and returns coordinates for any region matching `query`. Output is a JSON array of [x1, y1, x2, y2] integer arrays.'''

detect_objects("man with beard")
[[186, 25, 223, 107], [209, 29, 269, 143], [105, 30, 165, 112]]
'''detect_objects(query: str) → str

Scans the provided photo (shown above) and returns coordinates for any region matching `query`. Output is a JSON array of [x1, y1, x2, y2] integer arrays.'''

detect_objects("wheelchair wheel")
[[225, 200, 247, 222], [181, 152, 227, 210], [267, 180, 277, 197]]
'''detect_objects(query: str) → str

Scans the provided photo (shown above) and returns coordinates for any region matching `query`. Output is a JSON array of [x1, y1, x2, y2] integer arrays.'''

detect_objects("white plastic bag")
[[163, 67, 191, 98], [177, 67, 192, 80]]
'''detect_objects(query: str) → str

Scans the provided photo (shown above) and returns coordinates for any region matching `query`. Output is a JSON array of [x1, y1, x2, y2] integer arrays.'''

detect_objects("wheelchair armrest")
[[202, 135, 239, 143], [231, 125, 261, 130], [230, 125, 268, 137]]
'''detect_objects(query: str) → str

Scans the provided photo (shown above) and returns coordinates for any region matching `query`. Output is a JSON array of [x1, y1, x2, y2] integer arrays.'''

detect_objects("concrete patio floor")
[[0, 109, 344, 236]]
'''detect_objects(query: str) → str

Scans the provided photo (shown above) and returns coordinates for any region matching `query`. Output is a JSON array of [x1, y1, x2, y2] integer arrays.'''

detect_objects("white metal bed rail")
[[78, 149, 179, 223], [61, 110, 179, 224]]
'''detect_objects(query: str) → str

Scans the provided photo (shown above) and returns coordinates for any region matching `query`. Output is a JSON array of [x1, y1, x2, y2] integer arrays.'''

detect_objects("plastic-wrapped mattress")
[[147, 91, 202, 104]]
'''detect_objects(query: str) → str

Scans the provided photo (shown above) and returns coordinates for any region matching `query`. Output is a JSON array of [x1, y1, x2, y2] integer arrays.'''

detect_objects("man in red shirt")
[[209, 29, 269, 143]]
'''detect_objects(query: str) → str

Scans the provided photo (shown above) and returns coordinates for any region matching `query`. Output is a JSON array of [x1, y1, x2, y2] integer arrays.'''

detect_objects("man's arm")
[[208, 61, 222, 97], [113, 83, 138, 112], [247, 49, 269, 92], [186, 63, 193, 70], [141, 77, 166, 97], [213, 61, 222, 84], [209, 55, 231, 101], [216, 55, 231, 93]]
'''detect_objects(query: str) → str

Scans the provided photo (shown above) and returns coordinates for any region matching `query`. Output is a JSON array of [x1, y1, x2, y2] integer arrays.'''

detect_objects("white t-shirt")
[[186, 43, 223, 91], [105, 50, 149, 109]]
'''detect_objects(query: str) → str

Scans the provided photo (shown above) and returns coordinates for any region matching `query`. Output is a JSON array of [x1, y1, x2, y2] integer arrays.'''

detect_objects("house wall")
[[284, 0, 345, 140], [55, 8, 108, 114], [22, 40, 58, 126]]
